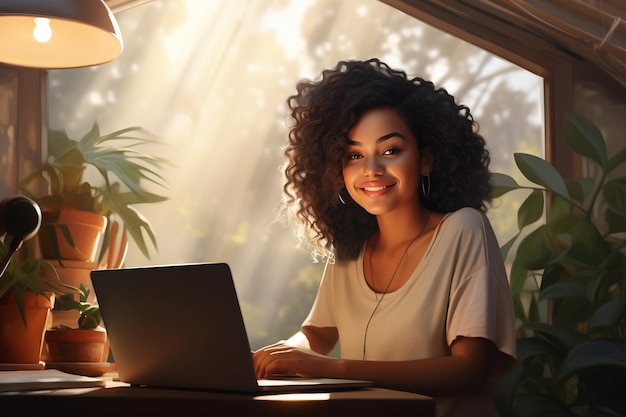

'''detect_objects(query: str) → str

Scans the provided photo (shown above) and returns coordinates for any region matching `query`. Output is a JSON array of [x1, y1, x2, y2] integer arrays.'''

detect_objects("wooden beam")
[[104, 0, 153, 13]]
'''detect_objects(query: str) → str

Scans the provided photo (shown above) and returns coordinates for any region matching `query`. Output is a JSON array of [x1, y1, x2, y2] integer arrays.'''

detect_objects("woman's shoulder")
[[438, 207, 496, 242], [436, 208, 503, 269], [442, 206, 487, 228]]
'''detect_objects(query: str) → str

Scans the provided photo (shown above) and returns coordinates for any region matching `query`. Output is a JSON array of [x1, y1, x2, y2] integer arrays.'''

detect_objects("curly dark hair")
[[279, 58, 491, 260]]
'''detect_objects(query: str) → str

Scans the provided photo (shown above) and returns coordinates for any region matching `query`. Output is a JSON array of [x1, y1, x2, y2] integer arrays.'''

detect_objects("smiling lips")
[[359, 182, 396, 195]]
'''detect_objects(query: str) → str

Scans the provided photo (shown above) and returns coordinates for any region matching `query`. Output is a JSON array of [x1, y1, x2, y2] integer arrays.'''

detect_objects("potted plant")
[[19, 122, 169, 295], [45, 283, 109, 377], [0, 236, 71, 368], [491, 112, 626, 416], [20, 122, 169, 262]]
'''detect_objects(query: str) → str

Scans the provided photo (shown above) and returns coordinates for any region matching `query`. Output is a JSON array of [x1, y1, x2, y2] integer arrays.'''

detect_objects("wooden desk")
[[0, 379, 434, 416]]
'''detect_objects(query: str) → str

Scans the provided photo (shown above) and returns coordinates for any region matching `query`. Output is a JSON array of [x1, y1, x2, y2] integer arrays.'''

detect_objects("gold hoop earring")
[[421, 174, 431, 198]]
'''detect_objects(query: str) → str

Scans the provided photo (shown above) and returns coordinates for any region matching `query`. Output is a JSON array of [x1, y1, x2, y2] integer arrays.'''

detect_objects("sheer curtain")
[[47, 0, 542, 347]]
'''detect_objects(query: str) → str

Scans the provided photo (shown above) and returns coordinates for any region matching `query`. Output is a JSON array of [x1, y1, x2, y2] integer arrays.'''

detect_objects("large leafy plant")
[[20, 123, 169, 261], [491, 113, 626, 416]]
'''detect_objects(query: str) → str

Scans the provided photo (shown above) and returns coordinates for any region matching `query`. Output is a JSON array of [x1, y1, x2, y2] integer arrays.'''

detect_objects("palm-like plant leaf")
[[19, 122, 169, 261]]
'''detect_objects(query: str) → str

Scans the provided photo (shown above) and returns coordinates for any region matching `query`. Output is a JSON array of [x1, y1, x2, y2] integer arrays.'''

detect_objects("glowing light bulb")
[[33, 18, 52, 43]]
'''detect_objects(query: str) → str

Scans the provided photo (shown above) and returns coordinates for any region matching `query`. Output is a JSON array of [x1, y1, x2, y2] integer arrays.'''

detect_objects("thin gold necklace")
[[362, 210, 432, 360]]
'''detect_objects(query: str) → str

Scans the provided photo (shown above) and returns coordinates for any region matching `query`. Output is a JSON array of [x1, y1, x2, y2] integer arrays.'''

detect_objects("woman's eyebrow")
[[347, 131, 407, 146]]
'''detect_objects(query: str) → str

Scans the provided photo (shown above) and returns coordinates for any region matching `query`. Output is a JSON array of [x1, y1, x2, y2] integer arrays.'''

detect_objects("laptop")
[[90, 262, 373, 393]]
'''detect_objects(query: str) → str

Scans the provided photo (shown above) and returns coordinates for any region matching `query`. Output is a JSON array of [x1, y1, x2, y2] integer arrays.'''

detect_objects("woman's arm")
[[334, 336, 496, 396], [253, 327, 496, 397]]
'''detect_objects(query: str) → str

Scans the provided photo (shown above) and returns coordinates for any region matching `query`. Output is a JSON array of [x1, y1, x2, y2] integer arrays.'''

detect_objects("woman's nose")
[[364, 155, 384, 176]]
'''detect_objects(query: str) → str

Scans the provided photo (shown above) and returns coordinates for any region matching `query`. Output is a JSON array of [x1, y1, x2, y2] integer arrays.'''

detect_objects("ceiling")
[[104, 0, 626, 88]]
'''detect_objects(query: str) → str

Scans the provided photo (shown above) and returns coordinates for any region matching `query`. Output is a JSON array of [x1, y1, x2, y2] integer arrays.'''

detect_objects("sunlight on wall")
[[47, 0, 543, 348]]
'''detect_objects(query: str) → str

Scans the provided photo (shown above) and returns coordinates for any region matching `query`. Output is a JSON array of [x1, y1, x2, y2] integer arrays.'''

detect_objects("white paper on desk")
[[0, 369, 108, 392]]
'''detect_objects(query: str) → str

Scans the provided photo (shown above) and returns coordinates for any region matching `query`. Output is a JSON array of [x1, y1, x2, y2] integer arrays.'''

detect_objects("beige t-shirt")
[[302, 207, 517, 417]]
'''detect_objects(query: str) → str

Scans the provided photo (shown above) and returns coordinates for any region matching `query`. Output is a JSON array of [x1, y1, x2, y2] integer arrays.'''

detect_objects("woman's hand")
[[253, 335, 501, 396], [252, 341, 333, 379]]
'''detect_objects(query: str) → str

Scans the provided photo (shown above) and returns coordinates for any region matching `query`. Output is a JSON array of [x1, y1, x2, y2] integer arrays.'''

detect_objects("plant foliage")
[[492, 113, 626, 416], [20, 122, 169, 261], [53, 283, 102, 330], [0, 237, 72, 325]]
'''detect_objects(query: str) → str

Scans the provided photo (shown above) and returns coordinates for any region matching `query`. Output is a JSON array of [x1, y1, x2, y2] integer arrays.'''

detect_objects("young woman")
[[252, 58, 517, 417]]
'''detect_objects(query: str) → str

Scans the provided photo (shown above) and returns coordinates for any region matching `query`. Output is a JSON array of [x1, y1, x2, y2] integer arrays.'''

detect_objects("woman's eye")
[[383, 147, 400, 156], [346, 152, 362, 160]]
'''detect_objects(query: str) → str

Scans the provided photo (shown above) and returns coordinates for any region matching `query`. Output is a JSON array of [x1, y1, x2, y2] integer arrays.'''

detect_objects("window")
[[48, 0, 543, 347]]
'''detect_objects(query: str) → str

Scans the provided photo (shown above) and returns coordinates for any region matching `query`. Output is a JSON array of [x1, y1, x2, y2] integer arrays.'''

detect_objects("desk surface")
[[1, 378, 434, 417]]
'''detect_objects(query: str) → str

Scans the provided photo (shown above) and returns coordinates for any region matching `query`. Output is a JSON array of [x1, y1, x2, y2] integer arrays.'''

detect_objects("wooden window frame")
[[382, 0, 578, 178], [0, 66, 47, 195]]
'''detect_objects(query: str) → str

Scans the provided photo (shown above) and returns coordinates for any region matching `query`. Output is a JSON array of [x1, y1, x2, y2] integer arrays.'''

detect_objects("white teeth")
[[364, 186, 387, 192]]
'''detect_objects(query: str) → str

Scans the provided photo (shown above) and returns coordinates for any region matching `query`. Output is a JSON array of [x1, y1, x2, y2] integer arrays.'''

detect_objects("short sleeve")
[[446, 266, 517, 362]]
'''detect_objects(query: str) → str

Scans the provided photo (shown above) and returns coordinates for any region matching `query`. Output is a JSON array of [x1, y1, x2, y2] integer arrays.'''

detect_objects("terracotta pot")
[[0, 291, 54, 365], [38, 209, 107, 263], [45, 327, 107, 363], [46, 259, 98, 299]]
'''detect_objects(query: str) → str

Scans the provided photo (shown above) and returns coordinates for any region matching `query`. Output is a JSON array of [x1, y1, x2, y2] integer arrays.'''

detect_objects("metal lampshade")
[[0, 0, 123, 69]]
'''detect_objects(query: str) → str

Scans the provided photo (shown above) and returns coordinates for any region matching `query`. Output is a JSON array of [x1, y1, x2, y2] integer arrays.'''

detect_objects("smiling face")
[[341, 107, 432, 217]]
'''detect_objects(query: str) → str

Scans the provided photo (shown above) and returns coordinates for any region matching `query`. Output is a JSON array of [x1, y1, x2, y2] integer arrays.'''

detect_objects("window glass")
[[48, 0, 543, 347]]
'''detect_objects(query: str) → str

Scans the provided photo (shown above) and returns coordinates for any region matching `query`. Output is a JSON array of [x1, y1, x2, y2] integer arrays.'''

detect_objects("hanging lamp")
[[0, 0, 123, 69]]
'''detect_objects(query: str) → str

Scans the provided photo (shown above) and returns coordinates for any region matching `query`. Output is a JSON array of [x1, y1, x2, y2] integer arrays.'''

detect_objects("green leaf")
[[508, 394, 574, 417], [518, 190, 544, 229], [492, 362, 524, 415], [83, 147, 168, 194], [514, 153, 570, 200], [528, 293, 540, 323], [40, 224, 62, 260], [603, 177, 626, 207], [588, 299, 626, 329], [47, 129, 77, 159], [513, 297, 529, 322], [538, 282, 588, 302], [550, 214, 608, 258], [565, 178, 594, 205], [516, 225, 561, 270], [565, 112, 608, 170], [559, 339, 626, 378], [606, 206, 626, 234], [112, 190, 168, 206], [561, 246, 603, 271], [524, 322, 586, 352], [78, 122, 102, 149], [0, 239, 75, 325], [540, 257, 569, 286], [547, 194, 574, 222], [102, 192, 159, 259], [606, 146, 626, 174], [490, 173, 521, 197], [19, 121, 169, 262], [604, 179, 626, 233], [516, 336, 562, 362], [499, 232, 519, 263], [78, 306, 102, 329], [552, 297, 595, 329], [509, 258, 530, 298]]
